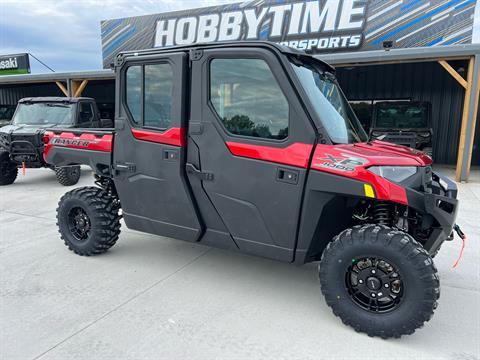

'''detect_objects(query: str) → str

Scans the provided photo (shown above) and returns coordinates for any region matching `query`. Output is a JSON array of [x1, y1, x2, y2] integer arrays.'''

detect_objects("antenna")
[[28, 53, 55, 72]]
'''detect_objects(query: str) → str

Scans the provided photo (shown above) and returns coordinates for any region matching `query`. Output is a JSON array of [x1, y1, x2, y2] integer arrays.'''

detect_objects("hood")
[[312, 140, 432, 173], [355, 140, 432, 166], [0, 123, 66, 135], [335, 140, 432, 167]]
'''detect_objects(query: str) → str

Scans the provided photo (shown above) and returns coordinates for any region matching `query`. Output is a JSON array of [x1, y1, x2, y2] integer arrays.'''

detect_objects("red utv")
[[44, 42, 462, 338]]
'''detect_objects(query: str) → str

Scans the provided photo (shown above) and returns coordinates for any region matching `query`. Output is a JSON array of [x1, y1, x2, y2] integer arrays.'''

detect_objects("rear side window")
[[125, 63, 173, 129], [210, 58, 289, 140], [78, 102, 94, 125]]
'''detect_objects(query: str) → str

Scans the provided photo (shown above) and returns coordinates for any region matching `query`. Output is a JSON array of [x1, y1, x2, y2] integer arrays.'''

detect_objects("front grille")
[[0, 133, 9, 150], [11, 134, 42, 146], [10, 134, 43, 157], [384, 133, 416, 147]]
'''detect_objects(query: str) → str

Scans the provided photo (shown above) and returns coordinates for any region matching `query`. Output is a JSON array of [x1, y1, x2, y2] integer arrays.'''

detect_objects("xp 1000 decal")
[[318, 153, 368, 171], [101, 0, 477, 68]]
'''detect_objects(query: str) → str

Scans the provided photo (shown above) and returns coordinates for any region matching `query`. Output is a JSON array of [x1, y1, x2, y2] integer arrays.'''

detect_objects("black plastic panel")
[[113, 52, 202, 243]]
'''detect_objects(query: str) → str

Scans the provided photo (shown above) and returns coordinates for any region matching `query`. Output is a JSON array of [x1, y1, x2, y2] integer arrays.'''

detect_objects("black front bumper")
[[0, 132, 46, 167], [406, 172, 458, 254]]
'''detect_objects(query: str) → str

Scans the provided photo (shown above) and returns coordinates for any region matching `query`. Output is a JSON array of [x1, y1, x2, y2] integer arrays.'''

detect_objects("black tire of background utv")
[[55, 166, 81, 186], [319, 224, 439, 339], [57, 186, 121, 256], [0, 151, 18, 185]]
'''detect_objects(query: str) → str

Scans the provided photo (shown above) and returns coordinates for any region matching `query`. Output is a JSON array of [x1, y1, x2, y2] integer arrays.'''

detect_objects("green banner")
[[0, 54, 30, 76]]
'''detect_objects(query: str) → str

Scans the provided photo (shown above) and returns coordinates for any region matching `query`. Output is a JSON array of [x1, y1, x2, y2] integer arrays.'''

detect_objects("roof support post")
[[438, 60, 468, 89], [73, 80, 88, 97], [69, 79, 89, 97], [456, 55, 480, 182], [70, 79, 79, 97], [55, 81, 68, 96]]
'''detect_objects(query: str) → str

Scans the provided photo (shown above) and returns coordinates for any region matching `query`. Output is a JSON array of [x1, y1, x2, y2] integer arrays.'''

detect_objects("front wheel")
[[57, 186, 121, 256], [319, 224, 439, 339], [0, 151, 17, 185], [55, 165, 81, 186]]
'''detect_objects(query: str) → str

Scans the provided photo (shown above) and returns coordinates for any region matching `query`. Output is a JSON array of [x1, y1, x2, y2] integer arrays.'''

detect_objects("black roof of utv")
[[18, 97, 94, 104], [116, 41, 335, 72]]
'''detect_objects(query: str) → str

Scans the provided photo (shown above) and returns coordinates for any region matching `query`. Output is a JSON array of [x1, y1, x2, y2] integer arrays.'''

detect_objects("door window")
[[126, 66, 141, 124], [78, 102, 94, 126], [144, 64, 173, 129], [125, 63, 173, 129], [210, 58, 289, 140]]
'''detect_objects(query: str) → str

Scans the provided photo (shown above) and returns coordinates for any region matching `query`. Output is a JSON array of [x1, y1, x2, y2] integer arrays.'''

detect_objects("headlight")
[[418, 132, 430, 138], [368, 166, 417, 183]]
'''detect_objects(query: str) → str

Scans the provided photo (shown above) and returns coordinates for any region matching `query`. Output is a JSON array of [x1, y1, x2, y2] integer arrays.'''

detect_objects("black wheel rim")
[[67, 207, 91, 242], [345, 257, 404, 313]]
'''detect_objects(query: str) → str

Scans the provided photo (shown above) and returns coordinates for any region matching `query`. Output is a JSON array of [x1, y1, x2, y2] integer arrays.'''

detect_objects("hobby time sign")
[[0, 53, 30, 76], [154, 0, 364, 51], [101, 0, 477, 68]]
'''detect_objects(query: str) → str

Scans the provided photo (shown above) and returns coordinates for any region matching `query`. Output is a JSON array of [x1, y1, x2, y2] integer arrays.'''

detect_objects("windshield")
[[375, 104, 429, 129], [12, 103, 74, 126], [291, 60, 368, 144]]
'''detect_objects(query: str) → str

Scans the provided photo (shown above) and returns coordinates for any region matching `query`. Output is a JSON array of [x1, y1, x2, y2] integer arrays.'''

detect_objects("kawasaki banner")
[[101, 0, 477, 68], [0, 53, 30, 76]]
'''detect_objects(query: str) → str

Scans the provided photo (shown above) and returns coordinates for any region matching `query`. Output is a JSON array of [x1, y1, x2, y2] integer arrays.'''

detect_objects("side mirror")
[[100, 118, 113, 128]]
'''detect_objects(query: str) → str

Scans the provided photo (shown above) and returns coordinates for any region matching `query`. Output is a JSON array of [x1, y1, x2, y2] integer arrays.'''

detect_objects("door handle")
[[114, 162, 136, 173], [163, 149, 178, 161], [276, 167, 299, 185], [189, 123, 203, 135], [186, 163, 214, 181]]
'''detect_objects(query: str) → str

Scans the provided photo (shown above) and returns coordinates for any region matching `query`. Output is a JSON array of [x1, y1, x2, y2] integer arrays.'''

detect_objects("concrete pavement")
[[1, 167, 479, 360]]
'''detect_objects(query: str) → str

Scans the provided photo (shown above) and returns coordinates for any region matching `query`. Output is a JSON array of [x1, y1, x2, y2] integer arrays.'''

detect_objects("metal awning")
[[0, 70, 114, 85], [314, 44, 480, 66]]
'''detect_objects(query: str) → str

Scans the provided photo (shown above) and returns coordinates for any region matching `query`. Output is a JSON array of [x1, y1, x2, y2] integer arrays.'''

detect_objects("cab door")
[[188, 47, 316, 261], [113, 52, 202, 241]]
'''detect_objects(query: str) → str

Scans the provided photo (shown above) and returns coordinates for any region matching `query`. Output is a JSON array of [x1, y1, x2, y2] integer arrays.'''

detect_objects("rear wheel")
[[55, 165, 81, 186], [319, 224, 439, 338], [0, 151, 17, 185], [57, 186, 121, 256]]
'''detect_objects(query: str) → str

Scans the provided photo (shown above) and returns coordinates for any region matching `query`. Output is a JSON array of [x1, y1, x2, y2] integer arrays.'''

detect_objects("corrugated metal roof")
[[315, 44, 480, 66]]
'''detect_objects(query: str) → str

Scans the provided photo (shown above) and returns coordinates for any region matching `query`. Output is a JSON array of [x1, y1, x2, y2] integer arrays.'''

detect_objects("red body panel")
[[44, 124, 427, 206], [226, 140, 432, 206], [309, 143, 427, 205], [43, 131, 113, 161], [226, 141, 314, 168], [131, 127, 185, 147]]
